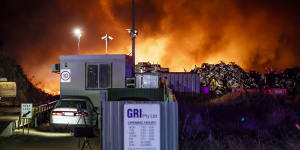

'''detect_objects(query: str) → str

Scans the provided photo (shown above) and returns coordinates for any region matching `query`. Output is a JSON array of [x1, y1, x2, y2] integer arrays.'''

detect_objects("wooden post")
[[27, 119, 30, 135], [18, 115, 21, 129], [35, 115, 38, 128], [22, 119, 24, 134]]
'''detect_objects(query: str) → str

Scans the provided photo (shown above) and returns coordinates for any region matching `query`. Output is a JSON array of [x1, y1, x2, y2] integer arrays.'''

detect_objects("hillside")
[[0, 49, 55, 106]]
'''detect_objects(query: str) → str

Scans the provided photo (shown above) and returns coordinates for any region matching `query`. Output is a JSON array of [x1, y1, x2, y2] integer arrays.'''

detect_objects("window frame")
[[85, 63, 112, 89]]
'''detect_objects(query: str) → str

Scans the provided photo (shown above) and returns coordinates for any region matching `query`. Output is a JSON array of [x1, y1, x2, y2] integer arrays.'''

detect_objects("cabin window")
[[87, 65, 98, 88], [99, 64, 111, 88], [86, 63, 111, 89]]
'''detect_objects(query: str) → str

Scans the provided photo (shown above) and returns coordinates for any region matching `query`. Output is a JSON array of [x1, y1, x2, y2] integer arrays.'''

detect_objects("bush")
[[178, 94, 300, 150]]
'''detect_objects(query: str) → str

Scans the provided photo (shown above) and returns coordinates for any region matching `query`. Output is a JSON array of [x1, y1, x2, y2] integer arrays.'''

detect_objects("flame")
[[1, 0, 299, 94], [43, 88, 60, 95], [135, 37, 168, 64]]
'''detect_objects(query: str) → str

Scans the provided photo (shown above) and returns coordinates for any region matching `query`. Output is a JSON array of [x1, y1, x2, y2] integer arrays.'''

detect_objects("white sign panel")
[[60, 69, 71, 83], [124, 104, 160, 150], [21, 103, 33, 119]]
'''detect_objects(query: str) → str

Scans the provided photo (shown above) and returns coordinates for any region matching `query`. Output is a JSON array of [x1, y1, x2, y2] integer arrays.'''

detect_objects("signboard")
[[124, 104, 160, 150], [21, 103, 33, 119], [60, 69, 71, 83], [0, 82, 16, 97], [0, 78, 7, 82]]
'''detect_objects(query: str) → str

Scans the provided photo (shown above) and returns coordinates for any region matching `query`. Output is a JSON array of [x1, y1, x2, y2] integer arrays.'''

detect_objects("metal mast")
[[132, 0, 135, 66], [128, 0, 138, 70], [101, 34, 113, 54]]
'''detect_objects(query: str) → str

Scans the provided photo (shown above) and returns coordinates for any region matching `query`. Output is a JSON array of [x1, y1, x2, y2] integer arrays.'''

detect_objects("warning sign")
[[21, 103, 33, 119], [60, 69, 71, 83]]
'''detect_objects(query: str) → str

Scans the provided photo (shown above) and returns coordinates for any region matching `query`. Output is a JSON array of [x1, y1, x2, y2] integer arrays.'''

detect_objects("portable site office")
[[54, 54, 178, 150], [57, 54, 134, 109], [56, 54, 179, 106]]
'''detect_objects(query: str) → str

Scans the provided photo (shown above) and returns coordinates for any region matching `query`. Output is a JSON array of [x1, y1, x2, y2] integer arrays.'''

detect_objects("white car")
[[50, 97, 97, 130]]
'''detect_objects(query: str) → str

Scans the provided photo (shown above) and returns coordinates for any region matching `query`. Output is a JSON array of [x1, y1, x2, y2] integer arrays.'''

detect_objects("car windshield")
[[56, 100, 87, 109]]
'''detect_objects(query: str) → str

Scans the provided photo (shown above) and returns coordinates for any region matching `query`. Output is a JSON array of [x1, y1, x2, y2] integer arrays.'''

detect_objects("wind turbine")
[[101, 34, 113, 54]]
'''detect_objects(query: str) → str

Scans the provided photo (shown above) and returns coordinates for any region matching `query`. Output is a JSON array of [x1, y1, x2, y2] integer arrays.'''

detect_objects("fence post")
[[34, 115, 38, 128], [22, 119, 24, 134], [27, 119, 30, 135], [18, 115, 21, 129]]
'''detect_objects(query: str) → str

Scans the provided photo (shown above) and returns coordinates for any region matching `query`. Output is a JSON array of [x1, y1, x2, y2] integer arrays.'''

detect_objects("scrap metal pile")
[[135, 61, 300, 96], [191, 62, 300, 95], [135, 62, 169, 73], [271, 67, 300, 94]]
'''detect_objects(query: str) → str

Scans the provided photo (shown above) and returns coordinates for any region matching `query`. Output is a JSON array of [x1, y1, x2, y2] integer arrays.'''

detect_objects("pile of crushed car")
[[191, 62, 300, 95]]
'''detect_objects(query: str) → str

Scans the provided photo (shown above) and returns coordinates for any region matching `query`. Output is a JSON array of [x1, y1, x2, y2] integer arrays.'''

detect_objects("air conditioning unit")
[[135, 74, 160, 88], [126, 78, 135, 88], [51, 64, 60, 73]]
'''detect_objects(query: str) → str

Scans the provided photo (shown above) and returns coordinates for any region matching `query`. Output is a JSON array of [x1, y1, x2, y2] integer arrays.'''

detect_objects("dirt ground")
[[0, 106, 101, 150], [0, 127, 101, 150]]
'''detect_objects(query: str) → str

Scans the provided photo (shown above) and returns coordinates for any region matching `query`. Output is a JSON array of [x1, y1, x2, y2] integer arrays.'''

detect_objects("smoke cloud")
[[0, 0, 299, 93]]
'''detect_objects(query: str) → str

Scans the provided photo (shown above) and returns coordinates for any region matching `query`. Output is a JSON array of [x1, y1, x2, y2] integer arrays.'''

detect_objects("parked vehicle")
[[50, 96, 97, 130]]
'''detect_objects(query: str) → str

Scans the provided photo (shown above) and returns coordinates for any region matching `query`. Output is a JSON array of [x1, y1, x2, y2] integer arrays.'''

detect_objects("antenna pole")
[[101, 34, 113, 55], [105, 34, 108, 54], [132, 0, 135, 67], [127, 0, 138, 76]]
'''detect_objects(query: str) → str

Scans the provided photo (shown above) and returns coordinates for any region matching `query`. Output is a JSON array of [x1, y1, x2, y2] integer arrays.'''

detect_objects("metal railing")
[[15, 100, 58, 129], [33, 100, 58, 127]]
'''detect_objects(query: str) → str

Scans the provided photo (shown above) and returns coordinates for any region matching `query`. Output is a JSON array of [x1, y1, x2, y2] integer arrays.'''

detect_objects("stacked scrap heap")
[[135, 61, 300, 96], [135, 62, 169, 73], [191, 62, 300, 95]]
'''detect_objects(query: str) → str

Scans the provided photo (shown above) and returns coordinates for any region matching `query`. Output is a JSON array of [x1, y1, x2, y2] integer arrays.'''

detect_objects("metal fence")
[[102, 101, 178, 150], [32, 100, 58, 127], [14, 100, 58, 129]]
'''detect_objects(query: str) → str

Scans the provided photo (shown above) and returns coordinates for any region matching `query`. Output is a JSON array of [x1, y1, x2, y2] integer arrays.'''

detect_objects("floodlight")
[[74, 28, 82, 38], [73, 28, 82, 55]]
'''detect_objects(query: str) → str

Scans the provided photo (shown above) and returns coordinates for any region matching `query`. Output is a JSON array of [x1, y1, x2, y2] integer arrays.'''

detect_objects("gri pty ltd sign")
[[124, 104, 161, 150]]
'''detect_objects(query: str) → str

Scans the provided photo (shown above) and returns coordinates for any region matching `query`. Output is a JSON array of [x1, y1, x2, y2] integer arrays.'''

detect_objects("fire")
[[42, 88, 60, 95], [25, 66, 60, 95], [135, 37, 168, 65], [1, 0, 298, 94]]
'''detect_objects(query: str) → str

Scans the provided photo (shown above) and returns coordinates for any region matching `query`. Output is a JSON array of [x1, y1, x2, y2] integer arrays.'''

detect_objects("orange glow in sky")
[[2, 0, 298, 94]]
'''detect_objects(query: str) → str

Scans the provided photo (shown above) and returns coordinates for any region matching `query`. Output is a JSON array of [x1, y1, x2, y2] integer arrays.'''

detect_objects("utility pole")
[[132, 0, 136, 66], [127, 0, 138, 74]]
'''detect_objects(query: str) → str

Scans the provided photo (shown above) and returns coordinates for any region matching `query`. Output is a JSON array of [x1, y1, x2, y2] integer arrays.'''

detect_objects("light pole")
[[101, 34, 113, 54], [127, 0, 138, 75], [74, 28, 82, 55]]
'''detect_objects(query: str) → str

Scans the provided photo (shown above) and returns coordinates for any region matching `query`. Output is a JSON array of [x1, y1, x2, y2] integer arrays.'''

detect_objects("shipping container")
[[136, 72, 201, 94]]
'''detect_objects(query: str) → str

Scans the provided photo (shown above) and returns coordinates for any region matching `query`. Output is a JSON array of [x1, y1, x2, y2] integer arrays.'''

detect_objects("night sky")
[[0, 0, 299, 93]]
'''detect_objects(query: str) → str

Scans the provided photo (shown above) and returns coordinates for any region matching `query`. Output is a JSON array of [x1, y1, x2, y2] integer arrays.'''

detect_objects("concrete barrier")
[[0, 120, 15, 137]]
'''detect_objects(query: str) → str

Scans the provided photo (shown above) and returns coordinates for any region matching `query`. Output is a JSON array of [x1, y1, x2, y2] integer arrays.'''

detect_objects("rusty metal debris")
[[135, 61, 300, 95], [135, 62, 169, 73], [191, 62, 300, 95]]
